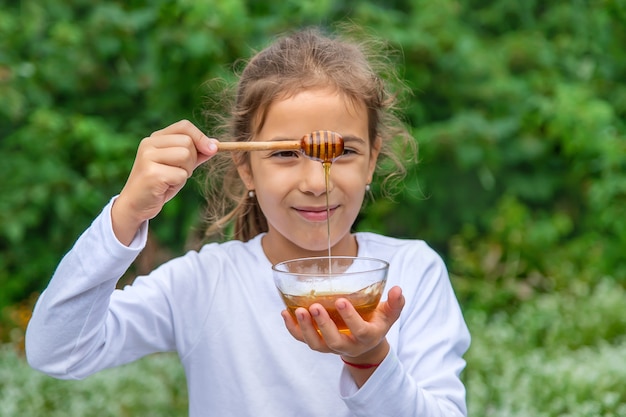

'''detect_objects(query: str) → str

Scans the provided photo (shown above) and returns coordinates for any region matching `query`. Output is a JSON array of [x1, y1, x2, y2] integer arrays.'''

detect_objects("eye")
[[336, 147, 360, 159], [270, 150, 301, 159]]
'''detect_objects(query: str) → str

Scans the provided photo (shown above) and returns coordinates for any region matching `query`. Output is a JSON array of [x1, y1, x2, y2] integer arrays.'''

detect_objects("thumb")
[[194, 137, 219, 168], [382, 286, 405, 323]]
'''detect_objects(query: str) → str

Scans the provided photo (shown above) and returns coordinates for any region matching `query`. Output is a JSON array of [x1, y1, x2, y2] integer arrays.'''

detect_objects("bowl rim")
[[271, 256, 389, 277]]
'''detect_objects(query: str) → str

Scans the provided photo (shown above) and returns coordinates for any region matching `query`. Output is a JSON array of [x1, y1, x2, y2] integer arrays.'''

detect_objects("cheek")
[[257, 168, 294, 190], [253, 170, 293, 210], [331, 164, 368, 190]]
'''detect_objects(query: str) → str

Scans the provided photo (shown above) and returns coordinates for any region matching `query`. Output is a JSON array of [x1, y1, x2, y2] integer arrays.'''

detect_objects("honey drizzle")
[[324, 161, 332, 265], [309, 130, 342, 274]]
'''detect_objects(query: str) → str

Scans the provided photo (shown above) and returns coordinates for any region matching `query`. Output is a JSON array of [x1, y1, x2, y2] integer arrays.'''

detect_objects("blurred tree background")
[[1, 0, 625, 416]]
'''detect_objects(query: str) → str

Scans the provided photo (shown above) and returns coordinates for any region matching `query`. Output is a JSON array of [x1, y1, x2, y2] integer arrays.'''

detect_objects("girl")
[[26, 27, 470, 417]]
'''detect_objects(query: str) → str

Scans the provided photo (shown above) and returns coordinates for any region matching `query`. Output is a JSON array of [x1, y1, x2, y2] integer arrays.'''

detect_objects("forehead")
[[254, 88, 368, 139]]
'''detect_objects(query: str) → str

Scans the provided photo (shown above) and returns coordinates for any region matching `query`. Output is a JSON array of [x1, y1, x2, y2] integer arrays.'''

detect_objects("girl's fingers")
[[150, 120, 217, 166], [112, 120, 218, 245], [378, 286, 405, 328], [281, 308, 329, 348], [331, 299, 369, 340], [143, 138, 197, 178], [308, 304, 341, 342], [325, 288, 405, 355], [388, 286, 405, 312], [281, 289, 407, 357], [281, 310, 304, 342], [293, 307, 332, 353]]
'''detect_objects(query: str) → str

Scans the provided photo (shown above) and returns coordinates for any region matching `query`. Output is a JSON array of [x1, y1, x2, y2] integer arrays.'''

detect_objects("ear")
[[367, 135, 382, 183], [236, 159, 254, 190]]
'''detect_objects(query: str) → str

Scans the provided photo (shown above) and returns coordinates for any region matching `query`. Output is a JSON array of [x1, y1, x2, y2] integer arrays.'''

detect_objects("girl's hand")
[[281, 286, 405, 384], [112, 120, 218, 245]]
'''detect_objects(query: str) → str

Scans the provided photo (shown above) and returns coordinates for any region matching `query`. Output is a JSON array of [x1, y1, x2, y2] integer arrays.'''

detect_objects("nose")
[[298, 159, 333, 197]]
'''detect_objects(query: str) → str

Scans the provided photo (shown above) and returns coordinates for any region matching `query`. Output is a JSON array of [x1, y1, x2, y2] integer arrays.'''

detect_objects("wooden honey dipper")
[[216, 130, 344, 162]]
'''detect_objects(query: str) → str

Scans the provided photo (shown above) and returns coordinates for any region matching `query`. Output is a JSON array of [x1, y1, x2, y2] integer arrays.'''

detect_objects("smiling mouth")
[[294, 205, 338, 222]]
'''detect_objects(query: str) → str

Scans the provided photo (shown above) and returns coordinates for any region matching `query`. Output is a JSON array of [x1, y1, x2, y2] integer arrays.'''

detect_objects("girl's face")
[[238, 88, 380, 264]]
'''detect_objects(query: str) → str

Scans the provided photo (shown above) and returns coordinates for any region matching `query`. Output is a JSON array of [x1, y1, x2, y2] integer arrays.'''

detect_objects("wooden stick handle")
[[216, 141, 302, 152]]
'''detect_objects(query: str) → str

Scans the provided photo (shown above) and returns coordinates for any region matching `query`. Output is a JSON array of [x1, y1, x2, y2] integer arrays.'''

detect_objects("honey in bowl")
[[279, 281, 385, 333], [272, 256, 389, 334]]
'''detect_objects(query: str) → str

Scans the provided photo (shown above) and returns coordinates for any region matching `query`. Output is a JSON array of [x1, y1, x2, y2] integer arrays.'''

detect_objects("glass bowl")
[[272, 256, 389, 333]]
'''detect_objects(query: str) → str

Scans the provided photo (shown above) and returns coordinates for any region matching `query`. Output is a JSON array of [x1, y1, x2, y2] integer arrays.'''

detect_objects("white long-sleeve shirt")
[[26, 199, 470, 417]]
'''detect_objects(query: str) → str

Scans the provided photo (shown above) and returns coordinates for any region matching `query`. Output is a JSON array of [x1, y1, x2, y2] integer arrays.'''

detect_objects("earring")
[[248, 190, 256, 198], [365, 184, 371, 192]]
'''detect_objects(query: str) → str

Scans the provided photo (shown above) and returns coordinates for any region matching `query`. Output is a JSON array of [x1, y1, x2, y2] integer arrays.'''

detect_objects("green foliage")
[[464, 278, 626, 416], [0, 111, 138, 304], [0, 350, 187, 417]]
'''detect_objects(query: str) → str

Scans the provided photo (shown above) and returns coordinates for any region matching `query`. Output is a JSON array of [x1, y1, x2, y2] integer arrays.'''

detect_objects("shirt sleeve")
[[339, 241, 471, 417], [24, 197, 160, 379]]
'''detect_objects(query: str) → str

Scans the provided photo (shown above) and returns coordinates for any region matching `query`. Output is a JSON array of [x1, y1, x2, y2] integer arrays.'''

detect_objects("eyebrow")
[[341, 135, 367, 146], [267, 134, 367, 145]]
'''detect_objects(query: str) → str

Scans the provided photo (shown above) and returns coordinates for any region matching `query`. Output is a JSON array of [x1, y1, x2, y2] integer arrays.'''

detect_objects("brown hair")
[[200, 26, 416, 242]]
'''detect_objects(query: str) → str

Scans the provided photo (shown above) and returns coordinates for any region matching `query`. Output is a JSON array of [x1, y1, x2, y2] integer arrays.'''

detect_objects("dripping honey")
[[324, 161, 332, 261]]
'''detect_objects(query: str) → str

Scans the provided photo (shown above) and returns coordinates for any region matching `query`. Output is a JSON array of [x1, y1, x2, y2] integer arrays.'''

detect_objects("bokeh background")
[[1, 1, 625, 416]]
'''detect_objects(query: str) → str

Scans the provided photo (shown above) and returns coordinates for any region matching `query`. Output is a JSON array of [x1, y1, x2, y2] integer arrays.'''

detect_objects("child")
[[26, 27, 470, 417]]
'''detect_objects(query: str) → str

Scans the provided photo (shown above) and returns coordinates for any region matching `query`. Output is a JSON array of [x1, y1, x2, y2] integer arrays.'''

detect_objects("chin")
[[299, 243, 332, 255], [297, 238, 341, 256]]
